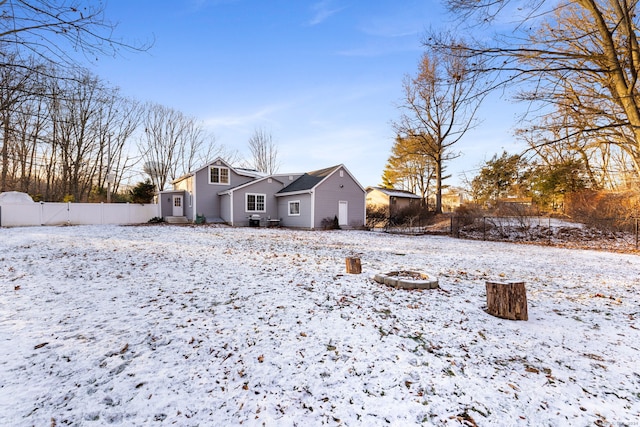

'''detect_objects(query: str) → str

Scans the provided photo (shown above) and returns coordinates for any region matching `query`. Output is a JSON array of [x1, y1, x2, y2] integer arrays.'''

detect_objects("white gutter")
[[310, 189, 315, 229], [192, 184, 197, 223], [229, 192, 234, 226]]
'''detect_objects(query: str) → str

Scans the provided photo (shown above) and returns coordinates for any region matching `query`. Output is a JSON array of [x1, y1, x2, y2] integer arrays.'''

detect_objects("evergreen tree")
[[129, 179, 156, 204]]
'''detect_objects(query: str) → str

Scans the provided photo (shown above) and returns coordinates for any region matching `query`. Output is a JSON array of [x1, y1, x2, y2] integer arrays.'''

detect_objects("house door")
[[338, 201, 348, 226], [172, 195, 184, 216]]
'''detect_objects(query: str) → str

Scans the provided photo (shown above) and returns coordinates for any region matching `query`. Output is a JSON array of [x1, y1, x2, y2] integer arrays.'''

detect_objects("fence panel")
[[0, 203, 41, 226], [0, 203, 159, 227], [42, 203, 72, 225], [68, 203, 103, 225]]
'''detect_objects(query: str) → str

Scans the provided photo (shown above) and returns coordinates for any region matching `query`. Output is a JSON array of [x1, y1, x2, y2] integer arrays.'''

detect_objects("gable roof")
[[277, 165, 341, 195], [172, 157, 263, 184], [366, 186, 421, 199]]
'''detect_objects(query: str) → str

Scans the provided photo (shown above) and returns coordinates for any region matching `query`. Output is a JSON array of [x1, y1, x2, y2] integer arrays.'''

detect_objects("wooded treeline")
[[0, 1, 236, 202], [0, 58, 226, 202], [383, 0, 640, 215]]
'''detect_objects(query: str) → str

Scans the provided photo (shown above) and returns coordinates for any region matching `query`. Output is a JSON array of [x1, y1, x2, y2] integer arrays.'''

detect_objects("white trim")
[[229, 192, 234, 226], [274, 189, 313, 197], [288, 200, 301, 216], [208, 165, 230, 185], [245, 193, 266, 213], [193, 190, 197, 221], [310, 190, 315, 228], [219, 176, 284, 195], [338, 200, 348, 226], [172, 195, 184, 216]]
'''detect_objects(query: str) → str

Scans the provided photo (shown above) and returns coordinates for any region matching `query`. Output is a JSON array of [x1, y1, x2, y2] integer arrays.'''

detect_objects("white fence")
[[0, 202, 159, 227]]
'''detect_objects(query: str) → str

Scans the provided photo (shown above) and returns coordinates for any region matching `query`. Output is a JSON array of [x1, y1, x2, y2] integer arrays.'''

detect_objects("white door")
[[338, 201, 348, 226], [172, 195, 184, 216]]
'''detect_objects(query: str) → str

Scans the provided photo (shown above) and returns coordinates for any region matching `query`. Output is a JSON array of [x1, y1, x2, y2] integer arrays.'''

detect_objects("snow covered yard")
[[1, 225, 639, 426]]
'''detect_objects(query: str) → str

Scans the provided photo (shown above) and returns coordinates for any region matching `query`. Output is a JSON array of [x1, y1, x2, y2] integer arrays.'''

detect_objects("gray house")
[[158, 158, 366, 229]]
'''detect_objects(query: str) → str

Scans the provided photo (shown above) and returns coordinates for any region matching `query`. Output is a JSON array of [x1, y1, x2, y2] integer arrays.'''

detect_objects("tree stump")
[[485, 281, 528, 321], [345, 257, 362, 274]]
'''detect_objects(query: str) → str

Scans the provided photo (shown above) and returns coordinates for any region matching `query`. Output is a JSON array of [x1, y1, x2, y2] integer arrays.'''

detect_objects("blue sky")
[[94, 0, 524, 188]]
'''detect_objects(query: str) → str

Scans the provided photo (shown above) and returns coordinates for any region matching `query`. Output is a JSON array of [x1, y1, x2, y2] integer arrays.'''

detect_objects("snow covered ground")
[[1, 225, 639, 426]]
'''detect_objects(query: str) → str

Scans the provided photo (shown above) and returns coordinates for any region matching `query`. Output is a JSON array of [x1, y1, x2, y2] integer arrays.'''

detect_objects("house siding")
[[163, 160, 365, 229], [277, 193, 313, 228], [173, 177, 194, 220], [159, 190, 187, 218], [312, 167, 365, 229], [194, 163, 253, 221], [220, 194, 231, 224], [230, 178, 284, 226]]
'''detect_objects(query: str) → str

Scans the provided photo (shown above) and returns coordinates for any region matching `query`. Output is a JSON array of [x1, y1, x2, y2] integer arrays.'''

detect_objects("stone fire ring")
[[373, 270, 439, 290]]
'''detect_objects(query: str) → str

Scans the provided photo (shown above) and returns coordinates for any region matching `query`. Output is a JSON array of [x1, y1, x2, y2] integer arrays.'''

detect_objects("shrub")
[[320, 216, 340, 230], [130, 180, 156, 204], [566, 189, 640, 231], [366, 204, 389, 229]]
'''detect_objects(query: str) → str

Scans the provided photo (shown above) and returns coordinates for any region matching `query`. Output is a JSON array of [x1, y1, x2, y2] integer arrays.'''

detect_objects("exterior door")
[[338, 201, 348, 226], [172, 195, 184, 216]]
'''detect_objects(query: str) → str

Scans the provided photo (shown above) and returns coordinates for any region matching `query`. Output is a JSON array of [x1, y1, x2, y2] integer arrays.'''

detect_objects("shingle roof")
[[367, 186, 421, 199], [278, 165, 340, 194]]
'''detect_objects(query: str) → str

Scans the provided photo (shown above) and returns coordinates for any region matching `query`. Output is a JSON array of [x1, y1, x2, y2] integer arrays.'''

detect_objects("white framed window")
[[209, 166, 229, 184], [246, 193, 266, 212], [288, 200, 300, 216]]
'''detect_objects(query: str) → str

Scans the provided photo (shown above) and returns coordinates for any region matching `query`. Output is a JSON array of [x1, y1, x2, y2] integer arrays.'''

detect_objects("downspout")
[[362, 191, 366, 228], [191, 176, 196, 223], [310, 190, 315, 229], [229, 192, 234, 226]]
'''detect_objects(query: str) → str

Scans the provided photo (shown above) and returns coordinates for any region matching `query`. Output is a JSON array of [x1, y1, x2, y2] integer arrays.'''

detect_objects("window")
[[174, 197, 182, 207], [246, 193, 266, 212], [288, 200, 300, 216], [209, 166, 229, 184]]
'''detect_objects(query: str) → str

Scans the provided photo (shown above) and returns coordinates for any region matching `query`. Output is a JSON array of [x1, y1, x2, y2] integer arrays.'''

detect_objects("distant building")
[[440, 187, 469, 212], [365, 187, 422, 215]]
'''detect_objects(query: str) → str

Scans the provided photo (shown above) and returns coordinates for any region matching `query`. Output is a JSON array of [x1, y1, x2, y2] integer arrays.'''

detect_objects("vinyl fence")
[[0, 202, 159, 227]]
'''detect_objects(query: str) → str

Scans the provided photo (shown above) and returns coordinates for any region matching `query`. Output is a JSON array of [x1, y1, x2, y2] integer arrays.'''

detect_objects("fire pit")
[[373, 270, 439, 290]]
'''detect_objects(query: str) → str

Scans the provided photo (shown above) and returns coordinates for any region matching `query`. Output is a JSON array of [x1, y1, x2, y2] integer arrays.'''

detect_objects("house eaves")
[[218, 176, 285, 196], [171, 172, 193, 185]]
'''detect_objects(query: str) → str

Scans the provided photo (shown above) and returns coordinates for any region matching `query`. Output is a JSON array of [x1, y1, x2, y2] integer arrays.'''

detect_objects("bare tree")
[[393, 40, 485, 213], [93, 92, 142, 200], [438, 0, 640, 182], [247, 127, 280, 174], [0, 54, 37, 191], [138, 103, 221, 191], [0, 64, 143, 202], [0, 0, 150, 68]]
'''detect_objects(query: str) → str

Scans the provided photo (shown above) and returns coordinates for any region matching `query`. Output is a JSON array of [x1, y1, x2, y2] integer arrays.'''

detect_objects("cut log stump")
[[345, 257, 362, 274], [485, 281, 528, 321]]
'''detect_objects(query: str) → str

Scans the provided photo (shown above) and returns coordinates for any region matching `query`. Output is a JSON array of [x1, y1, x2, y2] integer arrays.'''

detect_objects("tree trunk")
[[1, 114, 10, 192], [434, 156, 443, 214], [485, 281, 528, 320], [345, 257, 362, 274]]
